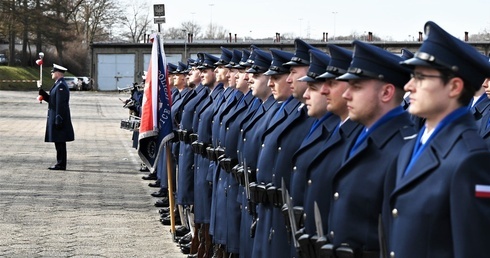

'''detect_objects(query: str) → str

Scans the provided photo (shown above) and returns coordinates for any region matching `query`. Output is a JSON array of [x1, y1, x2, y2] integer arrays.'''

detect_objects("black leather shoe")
[[175, 226, 190, 237], [48, 165, 66, 170], [151, 189, 168, 197], [180, 242, 191, 254], [142, 173, 157, 180], [161, 214, 181, 225], [154, 197, 169, 207], [178, 232, 192, 245], [148, 180, 161, 188], [158, 207, 171, 214]]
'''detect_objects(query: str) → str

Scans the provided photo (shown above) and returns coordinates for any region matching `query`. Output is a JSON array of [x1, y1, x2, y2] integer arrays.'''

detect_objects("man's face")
[[173, 74, 186, 89], [201, 68, 216, 87], [235, 69, 249, 93], [52, 71, 61, 80], [268, 74, 291, 101], [403, 66, 452, 120], [249, 73, 270, 100], [304, 81, 328, 118], [214, 65, 230, 84], [286, 66, 309, 101], [342, 79, 384, 127], [227, 68, 239, 88], [322, 79, 349, 117], [188, 67, 201, 87], [482, 78, 490, 98]]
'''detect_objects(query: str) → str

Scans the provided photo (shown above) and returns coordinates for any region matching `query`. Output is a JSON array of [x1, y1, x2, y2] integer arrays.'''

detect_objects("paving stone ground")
[[0, 90, 184, 257]]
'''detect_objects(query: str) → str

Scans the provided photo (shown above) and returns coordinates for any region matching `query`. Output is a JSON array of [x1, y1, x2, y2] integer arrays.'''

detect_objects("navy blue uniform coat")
[[384, 113, 490, 258], [44, 78, 74, 143], [303, 119, 363, 236], [328, 111, 416, 252]]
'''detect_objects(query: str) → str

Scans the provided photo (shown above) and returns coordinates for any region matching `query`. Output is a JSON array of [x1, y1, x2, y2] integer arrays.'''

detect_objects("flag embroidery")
[[475, 184, 490, 198]]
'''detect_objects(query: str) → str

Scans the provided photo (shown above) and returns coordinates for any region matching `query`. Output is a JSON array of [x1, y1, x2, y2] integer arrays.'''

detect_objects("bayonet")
[[313, 201, 324, 237], [281, 178, 299, 248]]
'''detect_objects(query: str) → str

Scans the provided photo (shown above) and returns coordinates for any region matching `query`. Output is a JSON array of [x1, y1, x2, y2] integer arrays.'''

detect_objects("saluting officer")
[[39, 64, 74, 171], [325, 40, 417, 257], [383, 21, 490, 258]]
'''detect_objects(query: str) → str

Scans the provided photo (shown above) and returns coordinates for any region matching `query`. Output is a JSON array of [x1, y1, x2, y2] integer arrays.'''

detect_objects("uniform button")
[[236, 150, 239, 154], [199, 119, 201, 122], [390, 251, 395, 258], [243, 138, 246, 142], [293, 166, 297, 171], [278, 147, 282, 151], [240, 129, 243, 132], [256, 169, 259, 173], [334, 192, 339, 200], [308, 180, 312, 186], [226, 127, 229, 130], [220, 122, 222, 125], [392, 208, 398, 218], [219, 178, 222, 181], [329, 231, 334, 238], [262, 144, 265, 148]]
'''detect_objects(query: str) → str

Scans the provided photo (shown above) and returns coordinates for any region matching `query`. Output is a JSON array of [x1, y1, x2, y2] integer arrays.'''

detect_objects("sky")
[[140, 0, 490, 41]]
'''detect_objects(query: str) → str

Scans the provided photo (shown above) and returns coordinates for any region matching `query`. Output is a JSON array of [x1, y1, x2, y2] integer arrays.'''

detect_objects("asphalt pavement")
[[0, 90, 184, 257]]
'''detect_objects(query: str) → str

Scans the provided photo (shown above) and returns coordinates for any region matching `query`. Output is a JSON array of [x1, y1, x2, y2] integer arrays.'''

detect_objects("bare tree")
[[72, 0, 122, 46], [203, 23, 229, 39], [181, 20, 201, 39], [119, 1, 151, 43]]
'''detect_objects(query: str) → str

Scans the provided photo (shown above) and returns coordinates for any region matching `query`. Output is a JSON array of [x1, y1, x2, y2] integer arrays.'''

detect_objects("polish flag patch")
[[475, 185, 490, 198]]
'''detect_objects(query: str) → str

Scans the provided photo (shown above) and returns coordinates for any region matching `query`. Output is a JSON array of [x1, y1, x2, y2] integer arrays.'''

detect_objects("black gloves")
[[39, 88, 49, 102]]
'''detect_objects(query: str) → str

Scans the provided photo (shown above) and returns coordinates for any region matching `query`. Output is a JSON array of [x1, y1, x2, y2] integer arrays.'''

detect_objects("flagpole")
[[166, 141, 176, 237]]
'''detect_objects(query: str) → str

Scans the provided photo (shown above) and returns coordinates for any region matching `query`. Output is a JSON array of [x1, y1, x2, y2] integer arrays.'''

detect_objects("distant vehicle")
[[77, 76, 92, 91], [64, 77, 78, 90], [0, 54, 7, 65]]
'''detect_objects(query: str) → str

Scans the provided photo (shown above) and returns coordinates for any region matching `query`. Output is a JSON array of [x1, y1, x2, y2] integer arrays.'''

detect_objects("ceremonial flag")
[[137, 34, 174, 172]]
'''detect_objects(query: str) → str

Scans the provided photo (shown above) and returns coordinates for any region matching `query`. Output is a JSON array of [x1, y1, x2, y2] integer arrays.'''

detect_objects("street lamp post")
[[182, 30, 187, 61], [332, 12, 338, 41]]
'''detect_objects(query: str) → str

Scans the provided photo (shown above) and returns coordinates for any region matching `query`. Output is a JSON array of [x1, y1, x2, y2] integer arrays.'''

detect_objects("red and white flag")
[[475, 184, 490, 198], [137, 33, 173, 172]]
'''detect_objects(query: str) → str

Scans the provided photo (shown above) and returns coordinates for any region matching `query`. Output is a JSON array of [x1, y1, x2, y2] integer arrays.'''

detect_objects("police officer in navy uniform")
[[479, 76, 490, 147], [39, 64, 75, 170], [208, 46, 242, 257], [300, 45, 364, 248], [190, 51, 228, 257], [325, 40, 417, 258], [235, 48, 280, 258], [252, 40, 316, 257], [153, 62, 193, 199], [158, 55, 209, 211], [289, 49, 339, 209], [383, 21, 490, 258]]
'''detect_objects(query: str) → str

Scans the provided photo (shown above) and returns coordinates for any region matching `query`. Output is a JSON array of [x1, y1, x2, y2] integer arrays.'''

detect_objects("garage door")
[[97, 54, 135, 91]]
